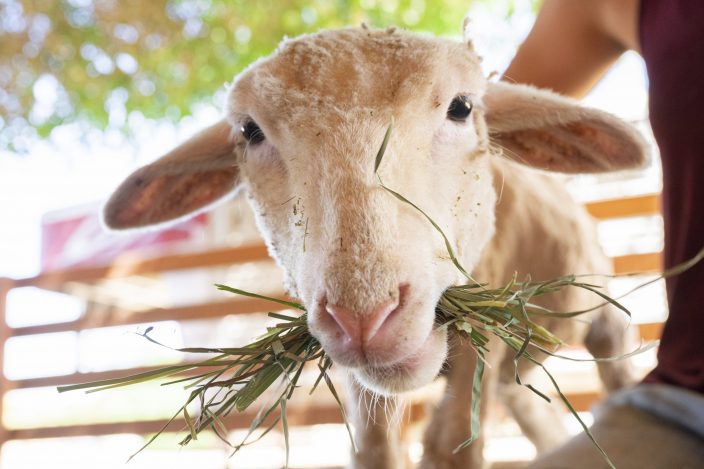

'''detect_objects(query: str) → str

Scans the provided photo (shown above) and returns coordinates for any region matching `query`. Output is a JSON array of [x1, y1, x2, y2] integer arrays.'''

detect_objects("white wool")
[[102, 27, 647, 467]]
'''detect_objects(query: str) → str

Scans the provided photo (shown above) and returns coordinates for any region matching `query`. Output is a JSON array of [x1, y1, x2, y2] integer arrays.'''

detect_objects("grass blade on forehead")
[[373, 121, 479, 284], [374, 117, 394, 173], [380, 182, 478, 283]]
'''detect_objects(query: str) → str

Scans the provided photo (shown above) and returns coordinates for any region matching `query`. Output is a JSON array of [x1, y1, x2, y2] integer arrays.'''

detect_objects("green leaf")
[[281, 399, 290, 468], [183, 405, 198, 442], [453, 350, 485, 453], [374, 119, 394, 173], [215, 284, 306, 310], [324, 368, 357, 453]]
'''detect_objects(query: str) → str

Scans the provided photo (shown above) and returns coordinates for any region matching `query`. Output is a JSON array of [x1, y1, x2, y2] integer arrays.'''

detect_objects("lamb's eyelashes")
[[240, 119, 265, 144], [446, 94, 474, 122]]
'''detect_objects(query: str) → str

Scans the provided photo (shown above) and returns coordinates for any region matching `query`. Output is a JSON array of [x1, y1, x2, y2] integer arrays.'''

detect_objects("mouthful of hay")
[[58, 123, 702, 469]]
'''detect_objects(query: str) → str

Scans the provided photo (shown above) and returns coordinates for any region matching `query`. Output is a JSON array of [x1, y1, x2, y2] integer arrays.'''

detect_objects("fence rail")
[[0, 193, 664, 460]]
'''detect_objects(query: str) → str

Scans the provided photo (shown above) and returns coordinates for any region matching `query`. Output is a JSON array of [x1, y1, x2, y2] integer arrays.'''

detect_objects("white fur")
[[103, 27, 647, 468]]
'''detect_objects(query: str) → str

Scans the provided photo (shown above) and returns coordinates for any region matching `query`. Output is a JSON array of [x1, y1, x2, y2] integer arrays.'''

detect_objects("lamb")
[[103, 26, 647, 468]]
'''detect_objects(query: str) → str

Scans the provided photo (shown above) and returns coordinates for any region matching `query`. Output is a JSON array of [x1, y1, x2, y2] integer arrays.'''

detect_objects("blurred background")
[[0, 1, 665, 468]]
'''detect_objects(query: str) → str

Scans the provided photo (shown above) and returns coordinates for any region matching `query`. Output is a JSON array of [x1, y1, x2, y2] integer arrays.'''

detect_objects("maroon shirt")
[[640, 0, 704, 393]]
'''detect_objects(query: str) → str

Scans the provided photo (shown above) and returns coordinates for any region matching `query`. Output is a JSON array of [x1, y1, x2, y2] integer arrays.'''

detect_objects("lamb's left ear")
[[484, 81, 648, 173], [103, 119, 240, 230]]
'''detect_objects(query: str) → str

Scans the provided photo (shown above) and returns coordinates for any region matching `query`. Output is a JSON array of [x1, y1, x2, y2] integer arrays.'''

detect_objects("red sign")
[[41, 203, 210, 271]]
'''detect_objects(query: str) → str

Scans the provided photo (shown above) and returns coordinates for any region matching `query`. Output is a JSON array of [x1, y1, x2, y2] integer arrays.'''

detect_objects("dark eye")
[[241, 119, 265, 144], [446, 95, 473, 122]]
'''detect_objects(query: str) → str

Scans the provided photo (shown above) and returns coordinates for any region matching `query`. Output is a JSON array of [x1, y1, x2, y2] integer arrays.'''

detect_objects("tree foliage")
[[0, 0, 536, 152]]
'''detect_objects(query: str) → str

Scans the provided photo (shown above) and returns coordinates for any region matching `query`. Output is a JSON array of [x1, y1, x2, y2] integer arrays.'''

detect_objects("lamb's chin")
[[352, 328, 448, 395]]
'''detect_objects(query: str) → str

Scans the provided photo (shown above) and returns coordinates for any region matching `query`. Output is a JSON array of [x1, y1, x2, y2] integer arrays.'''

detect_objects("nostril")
[[363, 298, 398, 342], [325, 303, 361, 344]]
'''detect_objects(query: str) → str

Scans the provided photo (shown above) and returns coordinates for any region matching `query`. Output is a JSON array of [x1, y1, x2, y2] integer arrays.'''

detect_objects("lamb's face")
[[228, 28, 495, 394]]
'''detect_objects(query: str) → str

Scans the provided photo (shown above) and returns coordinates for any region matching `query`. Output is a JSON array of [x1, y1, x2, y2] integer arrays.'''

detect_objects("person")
[[503, 1, 704, 467]]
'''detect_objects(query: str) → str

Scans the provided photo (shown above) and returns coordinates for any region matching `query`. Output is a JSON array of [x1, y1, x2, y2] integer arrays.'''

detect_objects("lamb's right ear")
[[484, 81, 648, 173], [103, 119, 241, 230]]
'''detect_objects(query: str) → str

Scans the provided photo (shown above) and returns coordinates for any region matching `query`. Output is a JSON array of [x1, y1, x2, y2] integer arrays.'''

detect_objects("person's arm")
[[503, 0, 640, 99]]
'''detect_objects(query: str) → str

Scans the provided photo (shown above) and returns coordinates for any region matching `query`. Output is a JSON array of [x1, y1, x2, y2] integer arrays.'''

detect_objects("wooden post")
[[0, 278, 14, 447]]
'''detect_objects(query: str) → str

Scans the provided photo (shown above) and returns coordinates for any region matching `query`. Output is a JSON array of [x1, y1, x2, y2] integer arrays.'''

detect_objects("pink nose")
[[325, 297, 399, 347]]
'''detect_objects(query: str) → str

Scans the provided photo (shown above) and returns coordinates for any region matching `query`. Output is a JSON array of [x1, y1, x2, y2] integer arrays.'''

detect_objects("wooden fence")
[[0, 193, 663, 464]]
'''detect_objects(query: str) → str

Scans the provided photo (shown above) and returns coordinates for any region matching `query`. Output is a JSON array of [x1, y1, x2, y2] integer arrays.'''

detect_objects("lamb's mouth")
[[354, 326, 448, 394]]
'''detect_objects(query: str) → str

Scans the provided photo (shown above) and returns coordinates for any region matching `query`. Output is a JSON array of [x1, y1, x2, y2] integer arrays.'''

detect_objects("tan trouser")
[[526, 402, 704, 469]]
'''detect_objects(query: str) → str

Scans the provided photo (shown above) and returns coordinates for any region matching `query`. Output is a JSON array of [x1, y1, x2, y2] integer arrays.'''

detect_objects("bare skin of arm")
[[503, 0, 640, 99]]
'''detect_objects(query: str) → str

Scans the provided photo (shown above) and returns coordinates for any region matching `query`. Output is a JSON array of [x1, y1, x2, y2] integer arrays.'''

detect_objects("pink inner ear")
[[115, 176, 169, 226], [485, 82, 647, 173], [168, 168, 239, 216], [110, 167, 238, 228], [499, 127, 602, 173], [565, 121, 629, 165], [494, 119, 637, 174]]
